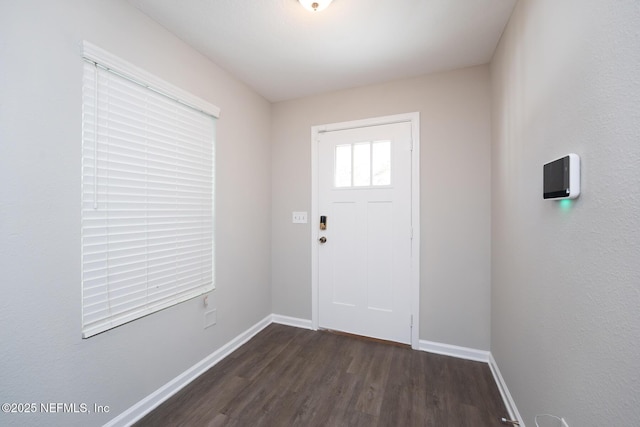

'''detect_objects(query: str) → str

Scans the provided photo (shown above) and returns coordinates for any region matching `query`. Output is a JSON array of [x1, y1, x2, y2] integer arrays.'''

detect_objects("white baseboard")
[[419, 341, 522, 426], [489, 353, 525, 427], [106, 315, 521, 427], [104, 314, 272, 427], [419, 339, 490, 363], [271, 314, 314, 330]]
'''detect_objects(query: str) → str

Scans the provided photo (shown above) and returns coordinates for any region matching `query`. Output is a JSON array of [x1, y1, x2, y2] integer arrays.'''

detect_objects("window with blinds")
[[81, 42, 219, 338]]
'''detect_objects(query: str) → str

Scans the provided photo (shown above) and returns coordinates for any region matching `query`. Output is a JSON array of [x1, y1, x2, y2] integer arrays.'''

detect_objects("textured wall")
[[0, 1, 271, 426], [490, 0, 640, 425], [271, 66, 493, 350]]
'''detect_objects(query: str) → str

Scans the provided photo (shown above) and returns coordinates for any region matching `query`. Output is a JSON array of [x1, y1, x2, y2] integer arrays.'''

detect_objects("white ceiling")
[[127, 0, 517, 102]]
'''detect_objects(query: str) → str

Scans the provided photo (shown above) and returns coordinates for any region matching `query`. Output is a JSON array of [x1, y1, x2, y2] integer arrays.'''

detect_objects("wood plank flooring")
[[135, 324, 508, 426]]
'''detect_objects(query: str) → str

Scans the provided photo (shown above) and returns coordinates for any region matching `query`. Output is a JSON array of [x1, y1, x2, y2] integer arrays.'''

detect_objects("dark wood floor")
[[135, 324, 508, 426]]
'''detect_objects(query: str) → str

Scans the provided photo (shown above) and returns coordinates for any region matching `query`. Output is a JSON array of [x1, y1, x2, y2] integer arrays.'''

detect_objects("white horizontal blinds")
[[82, 60, 215, 338]]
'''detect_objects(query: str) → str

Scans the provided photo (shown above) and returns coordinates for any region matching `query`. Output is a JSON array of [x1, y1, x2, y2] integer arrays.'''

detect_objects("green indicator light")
[[559, 199, 573, 211]]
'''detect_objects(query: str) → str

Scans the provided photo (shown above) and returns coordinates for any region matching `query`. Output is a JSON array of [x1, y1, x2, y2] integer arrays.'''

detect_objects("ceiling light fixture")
[[299, 0, 333, 12]]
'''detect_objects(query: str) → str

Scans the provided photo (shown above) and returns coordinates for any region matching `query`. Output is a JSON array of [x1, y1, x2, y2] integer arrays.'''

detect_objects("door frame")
[[311, 112, 420, 349]]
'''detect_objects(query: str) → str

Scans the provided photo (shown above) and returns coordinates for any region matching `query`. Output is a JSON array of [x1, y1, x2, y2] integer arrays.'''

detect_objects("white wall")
[[271, 66, 492, 350], [491, 0, 640, 425], [0, 1, 271, 426]]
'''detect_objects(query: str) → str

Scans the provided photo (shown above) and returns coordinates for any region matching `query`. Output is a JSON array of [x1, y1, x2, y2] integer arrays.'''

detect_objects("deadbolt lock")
[[318, 236, 327, 244]]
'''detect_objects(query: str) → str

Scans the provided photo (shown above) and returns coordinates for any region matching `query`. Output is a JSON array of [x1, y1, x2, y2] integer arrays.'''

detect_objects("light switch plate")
[[292, 211, 308, 223]]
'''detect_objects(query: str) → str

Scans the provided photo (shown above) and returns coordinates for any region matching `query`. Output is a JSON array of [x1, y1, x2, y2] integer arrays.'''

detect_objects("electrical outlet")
[[561, 418, 569, 427], [204, 309, 217, 329], [292, 211, 308, 223]]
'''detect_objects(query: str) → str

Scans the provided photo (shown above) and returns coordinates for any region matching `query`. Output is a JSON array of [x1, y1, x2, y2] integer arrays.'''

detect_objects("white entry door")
[[317, 120, 413, 344]]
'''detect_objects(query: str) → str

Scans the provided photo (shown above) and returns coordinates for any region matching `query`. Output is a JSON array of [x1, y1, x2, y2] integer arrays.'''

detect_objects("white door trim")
[[311, 112, 420, 349]]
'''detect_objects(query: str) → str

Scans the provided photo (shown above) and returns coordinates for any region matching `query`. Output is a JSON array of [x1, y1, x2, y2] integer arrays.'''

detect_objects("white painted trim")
[[489, 353, 525, 427], [311, 125, 320, 332], [419, 339, 490, 363], [310, 112, 421, 349], [104, 315, 272, 427], [271, 314, 314, 330], [409, 113, 420, 349]]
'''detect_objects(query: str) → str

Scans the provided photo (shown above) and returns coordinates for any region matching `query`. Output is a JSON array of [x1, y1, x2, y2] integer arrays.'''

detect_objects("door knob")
[[318, 236, 327, 244]]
